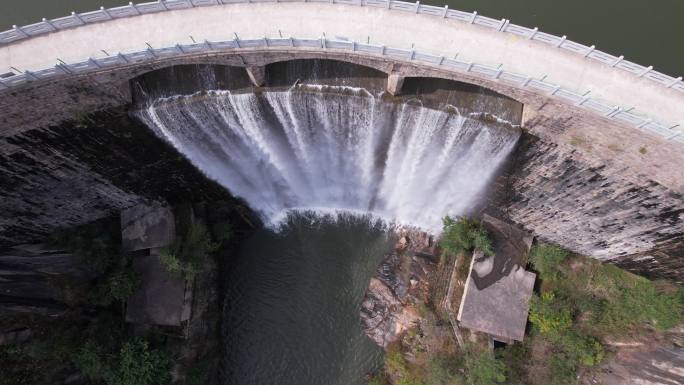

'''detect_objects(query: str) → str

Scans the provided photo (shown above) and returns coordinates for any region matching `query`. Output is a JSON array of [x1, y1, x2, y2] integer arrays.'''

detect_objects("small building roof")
[[457, 254, 536, 342], [125, 250, 192, 327], [456, 215, 536, 342]]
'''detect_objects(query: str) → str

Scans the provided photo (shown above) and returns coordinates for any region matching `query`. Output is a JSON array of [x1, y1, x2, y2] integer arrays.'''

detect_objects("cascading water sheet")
[[137, 86, 520, 230]]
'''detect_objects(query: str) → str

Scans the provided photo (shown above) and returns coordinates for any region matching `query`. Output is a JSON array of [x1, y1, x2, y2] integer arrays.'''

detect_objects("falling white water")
[[136, 86, 520, 231]]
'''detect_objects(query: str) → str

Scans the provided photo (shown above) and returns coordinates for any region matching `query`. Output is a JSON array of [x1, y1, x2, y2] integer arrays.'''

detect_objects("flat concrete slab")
[[457, 216, 536, 342], [120, 203, 175, 252], [125, 251, 191, 327]]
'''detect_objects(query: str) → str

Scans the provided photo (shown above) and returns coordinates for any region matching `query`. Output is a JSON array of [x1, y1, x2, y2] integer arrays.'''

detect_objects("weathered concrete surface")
[[0, 3, 682, 130], [245, 65, 266, 87], [0, 107, 233, 246], [121, 203, 175, 252], [125, 251, 192, 327], [456, 217, 535, 342], [0, 52, 682, 279], [386, 72, 404, 95]]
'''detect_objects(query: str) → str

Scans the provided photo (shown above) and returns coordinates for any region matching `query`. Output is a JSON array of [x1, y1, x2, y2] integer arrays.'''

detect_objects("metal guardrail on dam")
[[0, 0, 682, 142]]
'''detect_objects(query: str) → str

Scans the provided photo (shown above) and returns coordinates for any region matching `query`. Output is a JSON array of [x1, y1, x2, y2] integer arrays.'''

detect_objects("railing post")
[[100, 7, 112, 20], [522, 76, 532, 86], [527, 27, 538, 40], [638, 65, 653, 78], [13, 25, 29, 38], [42, 18, 57, 32], [56, 59, 73, 73], [88, 58, 102, 68], [352, 41, 356, 51], [387, 0, 392, 9], [469, 11, 477, 23], [611, 55, 624, 67], [176, 44, 185, 53], [494, 68, 503, 79], [129, 2, 140, 15], [381, 45, 386, 55], [438, 56, 445, 65], [497, 18, 506, 31], [71, 12, 85, 25], [666, 76, 682, 88], [443, 5, 448, 18], [466, 62, 474, 72], [146, 42, 157, 57], [605, 106, 621, 117], [159, 0, 168, 10], [415, 1, 420, 13], [205, 40, 213, 50], [24, 70, 39, 81], [555, 35, 566, 47], [264, 37, 269, 47], [637, 119, 652, 128], [550, 85, 561, 95], [583, 45, 595, 57]]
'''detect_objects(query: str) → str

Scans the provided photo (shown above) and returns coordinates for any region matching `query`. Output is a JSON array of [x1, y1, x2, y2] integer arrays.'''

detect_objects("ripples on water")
[[222, 211, 394, 385]]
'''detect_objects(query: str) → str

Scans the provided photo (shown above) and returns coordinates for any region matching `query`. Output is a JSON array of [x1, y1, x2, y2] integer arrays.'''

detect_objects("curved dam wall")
[[0, 2, 682, 281]]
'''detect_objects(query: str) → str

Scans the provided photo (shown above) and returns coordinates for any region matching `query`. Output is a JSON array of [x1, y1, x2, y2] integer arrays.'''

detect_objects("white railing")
[[0, 0, 682, 142]]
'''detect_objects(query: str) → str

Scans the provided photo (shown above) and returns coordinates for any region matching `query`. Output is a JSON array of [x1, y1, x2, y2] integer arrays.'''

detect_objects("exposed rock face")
[[500, 135, 684, 283], [0, 108, 232, 247], [360, 230, 436, 348], [581, 325, 684, 385]]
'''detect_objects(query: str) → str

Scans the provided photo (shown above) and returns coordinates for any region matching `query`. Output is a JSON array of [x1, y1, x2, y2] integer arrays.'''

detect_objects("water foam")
[[137, 87, 520, 231]]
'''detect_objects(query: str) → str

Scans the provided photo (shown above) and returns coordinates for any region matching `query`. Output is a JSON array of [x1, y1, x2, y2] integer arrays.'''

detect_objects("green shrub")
[[385, 349, 409, 377], [528, 292, 573, 337], [160, 220, 217, 279], [464, 351, 506, 385], [528, 243, 569, 278], [426, 356, 465, 385], [105, 339, 170, 385], [440, 216, 493, 256], [91, 267, 139, 307], [549, 355, 577, 385], [75, 340, 111, 381], [557, 331, 604, 367], [595, 279, 683, 334]]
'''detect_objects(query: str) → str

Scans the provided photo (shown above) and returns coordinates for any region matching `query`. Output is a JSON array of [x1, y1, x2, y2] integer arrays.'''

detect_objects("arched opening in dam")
[[129, 59, 524, 384]]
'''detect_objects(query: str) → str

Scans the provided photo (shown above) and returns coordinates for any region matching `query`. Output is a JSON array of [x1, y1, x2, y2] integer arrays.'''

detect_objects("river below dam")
[[222, 212, 393, 385]]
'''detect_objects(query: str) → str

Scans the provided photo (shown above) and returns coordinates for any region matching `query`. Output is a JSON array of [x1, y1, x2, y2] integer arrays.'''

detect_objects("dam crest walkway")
[[0, 0, 682, 141]]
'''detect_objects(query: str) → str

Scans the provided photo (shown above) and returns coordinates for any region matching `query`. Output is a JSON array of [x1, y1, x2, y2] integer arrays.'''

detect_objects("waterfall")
[[136, 86, 520, 231]]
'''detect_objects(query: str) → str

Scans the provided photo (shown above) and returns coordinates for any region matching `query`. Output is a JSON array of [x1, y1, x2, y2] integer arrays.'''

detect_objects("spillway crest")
[[137, 86, 520, 229]]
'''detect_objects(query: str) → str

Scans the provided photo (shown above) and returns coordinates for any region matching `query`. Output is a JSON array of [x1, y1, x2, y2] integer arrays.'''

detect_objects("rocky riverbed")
[[360, 229, 437, 348]]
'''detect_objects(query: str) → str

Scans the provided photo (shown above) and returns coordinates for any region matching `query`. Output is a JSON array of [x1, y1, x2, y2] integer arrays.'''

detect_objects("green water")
[[0, 0, 681, 76]]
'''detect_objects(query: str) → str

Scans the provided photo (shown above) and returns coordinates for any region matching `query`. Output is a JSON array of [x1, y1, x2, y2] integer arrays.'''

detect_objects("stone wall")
[[0, 54, 681, 280]]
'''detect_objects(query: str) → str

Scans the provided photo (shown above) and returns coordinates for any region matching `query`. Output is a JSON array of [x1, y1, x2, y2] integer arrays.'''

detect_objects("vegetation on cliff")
[[440, 216, 493, 257], [369, 220, 683, 385], [0, 201, 241, 385]]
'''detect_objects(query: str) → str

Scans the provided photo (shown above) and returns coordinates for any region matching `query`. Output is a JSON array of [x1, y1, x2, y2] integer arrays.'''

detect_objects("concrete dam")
[[0, 0, 683, 283]]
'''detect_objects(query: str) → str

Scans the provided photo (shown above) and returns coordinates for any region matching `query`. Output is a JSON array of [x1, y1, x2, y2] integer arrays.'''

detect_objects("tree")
[[528, 243, 568, 279], [440, 216, 493, 256], [465, 351, 506, 385]]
